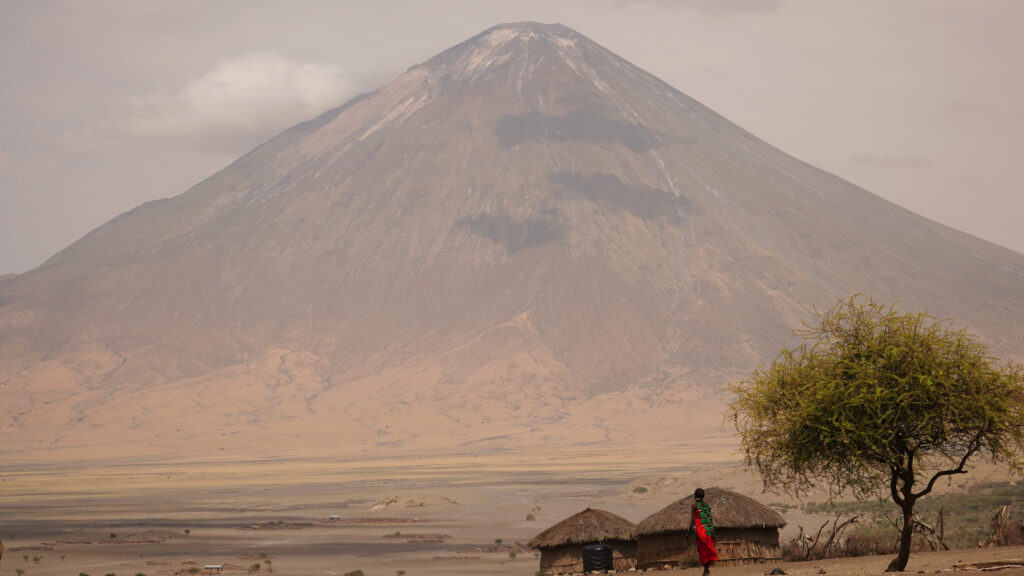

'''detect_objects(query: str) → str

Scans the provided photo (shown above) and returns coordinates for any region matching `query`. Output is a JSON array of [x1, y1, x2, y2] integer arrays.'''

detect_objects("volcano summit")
[[2, 23, 1022, 463]]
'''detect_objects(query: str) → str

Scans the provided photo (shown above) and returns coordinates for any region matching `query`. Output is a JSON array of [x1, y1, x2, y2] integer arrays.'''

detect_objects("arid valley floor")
[[4, 453, 1024, 576]]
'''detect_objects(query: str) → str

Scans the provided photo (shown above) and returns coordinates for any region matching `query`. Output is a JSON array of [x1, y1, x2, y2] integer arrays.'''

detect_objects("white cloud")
[[124, 52, 353, 137]]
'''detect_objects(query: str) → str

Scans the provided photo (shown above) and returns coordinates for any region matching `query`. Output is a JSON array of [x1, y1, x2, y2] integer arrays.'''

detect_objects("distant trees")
[[730, 295, 1024, 571]]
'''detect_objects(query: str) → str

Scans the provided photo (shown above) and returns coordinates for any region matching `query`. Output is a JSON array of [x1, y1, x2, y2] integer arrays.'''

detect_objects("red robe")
[[693, 503, 719, 565]]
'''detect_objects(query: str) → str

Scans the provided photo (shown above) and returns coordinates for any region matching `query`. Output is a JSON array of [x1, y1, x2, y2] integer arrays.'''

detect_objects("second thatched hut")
[[529, 507, 637, 575], [635, 487, 786, 569]]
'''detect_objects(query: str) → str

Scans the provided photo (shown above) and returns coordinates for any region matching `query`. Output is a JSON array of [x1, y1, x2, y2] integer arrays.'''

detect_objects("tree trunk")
[[886, 501, 915, 571], [938, 507, 944, 545]]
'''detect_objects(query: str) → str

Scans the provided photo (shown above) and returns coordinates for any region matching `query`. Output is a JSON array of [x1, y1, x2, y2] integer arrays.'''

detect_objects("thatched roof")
[[635, 487, 786, 536], [529, 507, 637, 548]]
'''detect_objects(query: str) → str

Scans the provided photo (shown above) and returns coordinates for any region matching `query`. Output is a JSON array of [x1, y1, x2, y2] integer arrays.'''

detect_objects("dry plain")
[[2, 453, 1022, 576]]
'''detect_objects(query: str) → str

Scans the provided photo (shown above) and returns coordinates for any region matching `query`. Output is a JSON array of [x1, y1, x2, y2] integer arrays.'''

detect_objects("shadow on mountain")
[[548, 171, 689, 222], [456, 210, 565, 254], [496, 110, 660, 152]]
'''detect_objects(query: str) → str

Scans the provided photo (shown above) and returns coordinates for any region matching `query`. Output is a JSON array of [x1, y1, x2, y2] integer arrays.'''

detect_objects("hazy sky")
[[2, 0, 1022, 274]]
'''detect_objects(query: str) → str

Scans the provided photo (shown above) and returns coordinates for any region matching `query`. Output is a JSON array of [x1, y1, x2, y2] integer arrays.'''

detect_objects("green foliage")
[[729, 295, 1024, 570], [768, 502, 798, 512], [730, 295, 1024, 500]]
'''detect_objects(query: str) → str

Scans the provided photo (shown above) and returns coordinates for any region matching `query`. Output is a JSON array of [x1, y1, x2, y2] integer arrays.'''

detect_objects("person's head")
[[694, 487, 705, 500]]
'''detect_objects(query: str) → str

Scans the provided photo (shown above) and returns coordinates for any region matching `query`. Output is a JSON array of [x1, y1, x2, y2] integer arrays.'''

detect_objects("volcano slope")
[[1, 22, 1022, 463]]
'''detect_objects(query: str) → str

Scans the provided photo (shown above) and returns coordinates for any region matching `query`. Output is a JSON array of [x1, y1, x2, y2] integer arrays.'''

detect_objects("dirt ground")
[[1, 456, 1021, 576]]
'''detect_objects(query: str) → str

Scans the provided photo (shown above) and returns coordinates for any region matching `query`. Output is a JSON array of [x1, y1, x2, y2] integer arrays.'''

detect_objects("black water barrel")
[[582, 542, 612, 572]]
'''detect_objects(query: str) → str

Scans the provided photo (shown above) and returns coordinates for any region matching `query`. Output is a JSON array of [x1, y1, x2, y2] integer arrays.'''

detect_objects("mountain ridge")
[[1, 22, 1022, 463]]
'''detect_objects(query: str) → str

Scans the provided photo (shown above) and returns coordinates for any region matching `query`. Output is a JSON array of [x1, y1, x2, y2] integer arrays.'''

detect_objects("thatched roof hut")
[[529, 507, 638, 575], [635, 487, 786, 569]]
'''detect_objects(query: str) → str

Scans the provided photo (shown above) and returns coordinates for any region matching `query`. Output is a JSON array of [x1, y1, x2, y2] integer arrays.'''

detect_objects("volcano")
[[2, 22, 1023, 463]]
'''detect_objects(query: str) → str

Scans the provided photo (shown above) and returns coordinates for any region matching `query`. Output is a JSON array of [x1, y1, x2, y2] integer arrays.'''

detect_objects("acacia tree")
[[729, 295, 1024, 571]]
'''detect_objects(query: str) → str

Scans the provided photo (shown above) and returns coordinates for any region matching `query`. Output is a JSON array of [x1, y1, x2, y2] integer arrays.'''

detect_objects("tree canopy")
[[729, 295, 1024, 571]]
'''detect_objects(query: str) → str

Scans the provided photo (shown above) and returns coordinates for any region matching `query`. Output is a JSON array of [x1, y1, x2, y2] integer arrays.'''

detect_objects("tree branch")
[[913, 513, 949, 551], [906, 448, 916, 487], [822, 514, 860, 555], [890, 465, 904, 507], [913, 434, 983, 500], [882, 511, 901, 533], [804, 519, 830, 559]]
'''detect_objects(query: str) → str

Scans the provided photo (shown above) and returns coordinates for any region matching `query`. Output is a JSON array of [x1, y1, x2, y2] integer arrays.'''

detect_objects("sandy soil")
[[1, 456, 1020, 576]]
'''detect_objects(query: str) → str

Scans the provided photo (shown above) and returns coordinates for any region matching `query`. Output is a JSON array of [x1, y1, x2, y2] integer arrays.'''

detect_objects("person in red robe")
[[689, 487, 719, 575]]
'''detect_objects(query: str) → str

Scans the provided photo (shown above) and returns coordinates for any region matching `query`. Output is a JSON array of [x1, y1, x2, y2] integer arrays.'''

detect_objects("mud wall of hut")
[[538, 541, 638, 575], [637, 531, 698, 569], [715, 528, 782, 565], [637, 528, 781, 569]]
